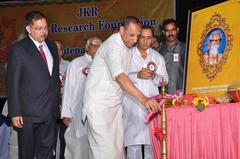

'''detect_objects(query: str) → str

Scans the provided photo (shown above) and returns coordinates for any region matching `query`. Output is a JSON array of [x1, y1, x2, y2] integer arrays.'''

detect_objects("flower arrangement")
[[171, 93, 216, 112], [192, 97, 209, 111], [153, 89, 232, 112]]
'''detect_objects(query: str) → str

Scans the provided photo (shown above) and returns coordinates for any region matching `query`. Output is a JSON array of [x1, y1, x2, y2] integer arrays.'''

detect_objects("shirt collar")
[[164, 39, 179, 49], [28, 35, 46, 48], [85, 52, 93, 62], [117, 33, 129, 49], [136, 47, 150, 58]]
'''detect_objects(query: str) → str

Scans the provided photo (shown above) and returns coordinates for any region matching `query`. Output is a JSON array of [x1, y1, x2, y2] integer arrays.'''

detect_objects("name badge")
[[173, 53, 179, 62], [147, 61, 157, 72], [82, 66, 90, 76]]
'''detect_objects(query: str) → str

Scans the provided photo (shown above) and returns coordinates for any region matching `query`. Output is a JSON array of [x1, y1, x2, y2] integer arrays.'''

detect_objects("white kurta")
[[61, 54, 92, 159], [82, 33, 131, 159], [123, 47, 168, 147], [62, 53, 92, 137]]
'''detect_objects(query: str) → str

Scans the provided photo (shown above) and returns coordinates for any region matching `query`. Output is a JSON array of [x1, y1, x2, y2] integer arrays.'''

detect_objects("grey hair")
[[86, 38, 92, 45], [86, 36, 102, 45]]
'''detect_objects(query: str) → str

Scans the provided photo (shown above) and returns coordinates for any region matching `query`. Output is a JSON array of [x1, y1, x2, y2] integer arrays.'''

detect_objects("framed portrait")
[[183, 0, 240, 97]]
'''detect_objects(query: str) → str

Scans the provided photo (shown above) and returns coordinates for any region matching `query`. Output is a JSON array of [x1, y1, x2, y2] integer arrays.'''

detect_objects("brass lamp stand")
[[161, 82, 167, 159]]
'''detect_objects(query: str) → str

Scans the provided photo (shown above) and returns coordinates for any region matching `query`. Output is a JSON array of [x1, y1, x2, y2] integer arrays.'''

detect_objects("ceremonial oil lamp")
[[161, 80, 167, 159]]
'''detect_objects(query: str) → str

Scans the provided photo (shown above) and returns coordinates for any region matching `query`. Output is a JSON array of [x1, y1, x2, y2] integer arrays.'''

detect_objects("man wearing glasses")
[[205, 31, 222, 64], [7, 11, 60, 159], [159, 18, 186, 95]]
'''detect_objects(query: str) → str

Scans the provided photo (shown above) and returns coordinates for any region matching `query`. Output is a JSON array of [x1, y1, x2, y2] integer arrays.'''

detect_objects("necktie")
[[39, 45, 48, 66]]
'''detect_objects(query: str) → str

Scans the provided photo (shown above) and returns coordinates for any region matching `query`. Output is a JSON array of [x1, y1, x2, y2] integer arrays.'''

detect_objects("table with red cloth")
[[150, 103, 240, 159]]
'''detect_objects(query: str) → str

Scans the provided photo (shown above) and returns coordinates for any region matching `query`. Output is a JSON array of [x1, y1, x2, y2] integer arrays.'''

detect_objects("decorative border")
[[197, 12, 232, 81]]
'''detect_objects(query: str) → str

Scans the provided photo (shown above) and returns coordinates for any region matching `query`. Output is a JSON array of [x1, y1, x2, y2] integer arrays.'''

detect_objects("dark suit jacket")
[[7, 36, 61, 123]]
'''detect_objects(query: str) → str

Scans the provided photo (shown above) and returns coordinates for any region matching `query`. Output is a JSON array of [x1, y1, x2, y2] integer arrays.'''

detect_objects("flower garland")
[[171, 93, 217, 111], [154, 92, 234, 111]]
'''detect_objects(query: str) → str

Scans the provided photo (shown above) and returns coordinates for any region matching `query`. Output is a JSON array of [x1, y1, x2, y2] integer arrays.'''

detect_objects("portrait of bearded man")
[[202, 29, 226, 65]]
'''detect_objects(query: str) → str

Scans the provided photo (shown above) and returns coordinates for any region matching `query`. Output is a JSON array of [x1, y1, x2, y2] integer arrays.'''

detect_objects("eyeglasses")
[[90, 43, 100, 48], [209, 39, 221, 42], [30, 25, 49, 31]]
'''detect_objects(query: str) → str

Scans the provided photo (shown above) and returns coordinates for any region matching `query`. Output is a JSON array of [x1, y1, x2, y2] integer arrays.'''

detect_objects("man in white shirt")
[[82, 16, 160, 159], [123, 26, 168, 159], [61, 36, 102, 159]]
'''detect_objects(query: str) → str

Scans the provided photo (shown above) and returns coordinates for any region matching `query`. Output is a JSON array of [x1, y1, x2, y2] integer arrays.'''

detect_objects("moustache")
[[167, 35, 174, 38]]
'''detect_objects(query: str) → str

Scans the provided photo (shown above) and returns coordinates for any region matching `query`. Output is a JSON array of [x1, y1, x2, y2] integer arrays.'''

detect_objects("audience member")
[[159, 18, 185, 94], [151, 35, 160, 52], [61, 36, 102, 159], [55, 40, 69, 89], [53, 40, 69, 159], [2, 100, 19, 159], [0, 100, 10, 159], [2, 31, 27, 159]]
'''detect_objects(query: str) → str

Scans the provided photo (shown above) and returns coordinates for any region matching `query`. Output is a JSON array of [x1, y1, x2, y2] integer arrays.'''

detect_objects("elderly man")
[[159, 18, 185, 95], [82, 16, 160, 159], [204, 31, 222, 64], [123, 26, 168, 159], [61, 36, 102, 159], [7, 11, 60, 159]]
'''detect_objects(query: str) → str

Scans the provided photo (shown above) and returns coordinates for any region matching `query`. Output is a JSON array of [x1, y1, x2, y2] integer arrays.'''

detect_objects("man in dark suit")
[[7, 11, 60, 159]]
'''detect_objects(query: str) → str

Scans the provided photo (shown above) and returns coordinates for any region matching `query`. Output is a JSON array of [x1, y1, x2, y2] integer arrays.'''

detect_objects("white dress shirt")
[[29, 35, 53, 75]]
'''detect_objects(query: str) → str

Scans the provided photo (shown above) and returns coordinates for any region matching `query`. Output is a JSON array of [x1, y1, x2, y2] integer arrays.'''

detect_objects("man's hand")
[[63, 117, 72, 127], [142, 97, 160, 113], [11, 116, 23, 128], [59, 75, 65, 87], [137, 68, 154, 79], [115, 73, 159, 113]]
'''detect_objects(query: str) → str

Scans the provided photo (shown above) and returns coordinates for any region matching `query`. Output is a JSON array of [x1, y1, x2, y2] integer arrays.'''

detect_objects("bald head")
[[85, 36, 102, 58]]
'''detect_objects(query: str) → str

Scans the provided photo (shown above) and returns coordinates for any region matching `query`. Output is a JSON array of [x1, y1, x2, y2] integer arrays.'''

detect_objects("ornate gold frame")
[[197, 13, 232, 81]]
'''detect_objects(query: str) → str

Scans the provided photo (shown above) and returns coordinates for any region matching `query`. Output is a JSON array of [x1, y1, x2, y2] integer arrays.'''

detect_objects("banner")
[[0, 0, 173, 97], [185, 0, 240, 97]]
